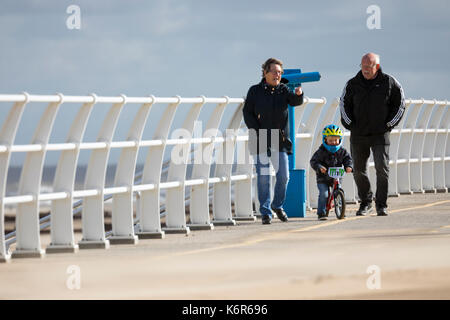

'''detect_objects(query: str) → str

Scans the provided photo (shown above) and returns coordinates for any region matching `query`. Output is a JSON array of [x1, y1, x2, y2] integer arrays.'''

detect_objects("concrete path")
[[1, 192, 449, 299]]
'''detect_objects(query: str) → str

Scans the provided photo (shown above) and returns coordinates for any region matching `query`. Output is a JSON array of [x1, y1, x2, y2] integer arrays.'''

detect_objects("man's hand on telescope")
[[295, 86, 303, 95]]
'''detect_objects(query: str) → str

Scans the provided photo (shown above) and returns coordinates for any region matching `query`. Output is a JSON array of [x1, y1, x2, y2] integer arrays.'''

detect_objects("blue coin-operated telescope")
[[281, 69, 321, 169], [281, 68, 321, 218]]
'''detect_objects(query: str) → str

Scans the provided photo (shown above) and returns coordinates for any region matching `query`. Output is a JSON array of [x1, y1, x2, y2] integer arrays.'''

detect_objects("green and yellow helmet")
[[322, 124, 343, 153]]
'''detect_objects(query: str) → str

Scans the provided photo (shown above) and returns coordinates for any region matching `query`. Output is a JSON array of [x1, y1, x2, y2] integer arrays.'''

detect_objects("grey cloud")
[[0, 0, 448, 97]]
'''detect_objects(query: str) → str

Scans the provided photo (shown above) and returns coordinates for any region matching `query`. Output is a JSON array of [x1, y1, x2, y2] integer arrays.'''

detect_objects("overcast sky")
[[1, 0, 449, 165]]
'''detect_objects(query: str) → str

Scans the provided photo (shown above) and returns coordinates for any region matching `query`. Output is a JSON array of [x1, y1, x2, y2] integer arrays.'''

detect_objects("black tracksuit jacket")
[[310, 145, 353, 185], [339, 69, 405, 145], [243, 79, 304, 155]]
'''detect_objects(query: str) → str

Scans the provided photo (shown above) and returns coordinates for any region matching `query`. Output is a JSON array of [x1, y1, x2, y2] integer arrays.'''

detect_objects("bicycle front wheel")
[[333, 189, 346, 219]]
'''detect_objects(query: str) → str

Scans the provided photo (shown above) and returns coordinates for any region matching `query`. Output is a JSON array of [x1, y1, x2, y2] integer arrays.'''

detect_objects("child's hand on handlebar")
[[320, 167, 327, 174]]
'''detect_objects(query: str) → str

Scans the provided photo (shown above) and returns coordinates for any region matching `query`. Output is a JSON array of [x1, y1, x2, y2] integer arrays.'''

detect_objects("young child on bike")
[[310, 124, 353, 220]]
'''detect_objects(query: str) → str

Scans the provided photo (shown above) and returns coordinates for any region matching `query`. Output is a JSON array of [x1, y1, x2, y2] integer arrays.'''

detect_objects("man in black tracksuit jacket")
[[340, 53, 405, 216], [243, 58, 304, 224]]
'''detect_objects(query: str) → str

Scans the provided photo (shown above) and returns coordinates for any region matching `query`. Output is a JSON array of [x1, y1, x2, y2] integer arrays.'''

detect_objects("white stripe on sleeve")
[[339, 81, 352, 125]]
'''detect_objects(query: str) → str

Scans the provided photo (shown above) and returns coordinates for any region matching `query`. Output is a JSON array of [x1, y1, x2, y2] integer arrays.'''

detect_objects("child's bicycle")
[[325, 167, 346, 219]]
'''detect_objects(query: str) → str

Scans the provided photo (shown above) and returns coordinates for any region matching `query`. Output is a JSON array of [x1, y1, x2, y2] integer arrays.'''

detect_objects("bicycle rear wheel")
[[333, 189, 346, 219]]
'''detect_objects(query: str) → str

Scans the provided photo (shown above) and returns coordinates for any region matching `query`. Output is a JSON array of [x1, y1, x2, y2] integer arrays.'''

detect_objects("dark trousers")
[[350, 142, 390, 209]]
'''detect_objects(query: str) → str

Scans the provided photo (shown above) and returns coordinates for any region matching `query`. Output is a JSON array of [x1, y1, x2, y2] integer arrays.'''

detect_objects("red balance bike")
[[325, 167, 346, 219]]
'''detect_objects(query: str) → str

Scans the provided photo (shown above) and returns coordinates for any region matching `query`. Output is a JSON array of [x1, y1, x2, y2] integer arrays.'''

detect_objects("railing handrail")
[[0, 93, 244, 104]]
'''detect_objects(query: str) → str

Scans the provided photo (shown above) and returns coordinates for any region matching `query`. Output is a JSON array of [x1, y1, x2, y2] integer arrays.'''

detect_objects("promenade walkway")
[[1, 192, 449, 299]]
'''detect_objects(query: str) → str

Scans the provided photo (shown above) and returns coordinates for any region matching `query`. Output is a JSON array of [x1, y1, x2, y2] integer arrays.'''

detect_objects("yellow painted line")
[[154, 217, 365, 260], [287, 199, 450, 234], [287, 216, 365, 233], [286, 199, 450, 235], [154, 233, 281, 260], [154, 199, 450, 260], [389, 199, 450, 213]]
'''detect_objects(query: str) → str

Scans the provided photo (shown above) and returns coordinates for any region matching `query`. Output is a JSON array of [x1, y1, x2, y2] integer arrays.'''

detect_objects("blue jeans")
[[317, 183, 330, 216], [254, 151, 289, 217]]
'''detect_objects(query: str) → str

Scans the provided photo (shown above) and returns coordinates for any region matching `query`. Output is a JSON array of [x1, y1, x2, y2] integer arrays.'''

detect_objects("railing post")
[[234, 136, 255, 220], [12, 94, 64, 259], [422, 100, 446, 192], [213, 101, 249, 223], [435, 101, 450, 192], [386, 103, 409, 197], [396, 99, 423, 194], [0, 94, 29, 262], [190, 99, 231, 227], [138, 97, 181, 238], [442, 102, 450, 190], [78, 95, 127, 249], [46, 97, 97, 253], [232, 106, 256, 221], [109, 98, 154, 244], [410, 100, 435, 193], [166, 97, 206, 231]]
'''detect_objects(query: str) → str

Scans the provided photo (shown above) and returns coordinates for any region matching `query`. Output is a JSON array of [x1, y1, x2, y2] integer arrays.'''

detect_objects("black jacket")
[[243, 79, 304, 155], [339, 69, 405, 145], [310, 145, 353, 185]]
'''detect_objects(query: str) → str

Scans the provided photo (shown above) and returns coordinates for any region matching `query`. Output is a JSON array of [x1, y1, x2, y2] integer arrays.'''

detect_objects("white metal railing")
[[0, 93, 449, 263]]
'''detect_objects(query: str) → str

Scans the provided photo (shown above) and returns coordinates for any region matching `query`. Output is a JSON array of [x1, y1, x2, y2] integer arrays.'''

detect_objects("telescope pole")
[[288, 104, 296, 171]]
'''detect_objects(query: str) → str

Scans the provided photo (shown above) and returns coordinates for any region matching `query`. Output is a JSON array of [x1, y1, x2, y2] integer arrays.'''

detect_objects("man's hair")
[[363, 53, 380, 65], [261, 58, 283, 78]]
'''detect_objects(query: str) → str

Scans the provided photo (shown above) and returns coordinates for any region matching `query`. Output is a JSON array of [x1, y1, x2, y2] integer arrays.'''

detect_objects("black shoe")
[[318, 213, 328, 221], [376, 207, 388, 216], [262, 215, 272, 225], [356, 203, 373, 216], [271, 205, 289, 222]]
